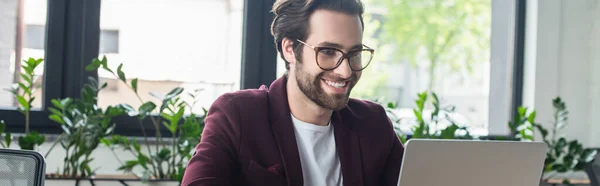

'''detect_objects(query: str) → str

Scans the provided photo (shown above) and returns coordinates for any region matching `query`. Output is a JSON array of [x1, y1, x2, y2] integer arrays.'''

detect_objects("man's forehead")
[[306, 9, 363, 49]]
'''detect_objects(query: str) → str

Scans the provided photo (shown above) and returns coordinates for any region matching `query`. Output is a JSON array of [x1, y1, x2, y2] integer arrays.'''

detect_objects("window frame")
[[0, 0, 525, 138]]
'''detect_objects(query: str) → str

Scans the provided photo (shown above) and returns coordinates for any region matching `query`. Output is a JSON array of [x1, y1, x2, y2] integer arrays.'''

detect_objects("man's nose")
[[332, 58, 352, 79]]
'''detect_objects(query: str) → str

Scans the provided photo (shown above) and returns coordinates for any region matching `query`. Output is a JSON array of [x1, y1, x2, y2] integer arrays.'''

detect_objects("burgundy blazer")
[[181, 76, 404, 186]]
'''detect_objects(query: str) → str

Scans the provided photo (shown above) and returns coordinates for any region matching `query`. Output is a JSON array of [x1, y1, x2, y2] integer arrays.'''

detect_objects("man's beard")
[[294, 62, 356, 111]]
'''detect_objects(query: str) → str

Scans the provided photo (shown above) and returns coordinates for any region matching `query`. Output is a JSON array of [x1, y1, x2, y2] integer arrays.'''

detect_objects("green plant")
[[0, 120, 10, 148], [410, 92, 472, 139], [382, 92, 472, 141], [88, 57, 205, 182], [508, 107, 536, 141], [1, 58, 46, 150], [47, 77, 125, 178], [510, 97, 597, 183]]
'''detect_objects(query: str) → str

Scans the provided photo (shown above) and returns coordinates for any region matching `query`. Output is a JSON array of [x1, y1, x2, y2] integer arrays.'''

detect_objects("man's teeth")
[[325, 80, 346, 88]]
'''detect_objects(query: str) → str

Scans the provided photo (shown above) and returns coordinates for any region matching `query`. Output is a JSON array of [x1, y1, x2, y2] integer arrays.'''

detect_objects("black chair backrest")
[[585, 149, 600, 186], [0, 148, 46, 186]]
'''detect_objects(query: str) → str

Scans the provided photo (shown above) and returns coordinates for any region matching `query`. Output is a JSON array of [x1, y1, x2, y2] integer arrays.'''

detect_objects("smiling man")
[[181, 0, 404, 185]]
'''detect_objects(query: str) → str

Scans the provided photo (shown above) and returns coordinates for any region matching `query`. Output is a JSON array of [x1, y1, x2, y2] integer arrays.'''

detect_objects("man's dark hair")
[[270, 0, 365, 70]]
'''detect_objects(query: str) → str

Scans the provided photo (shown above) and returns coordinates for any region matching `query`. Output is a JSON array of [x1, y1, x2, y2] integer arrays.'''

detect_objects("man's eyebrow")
[[317, 41, 364, 51]]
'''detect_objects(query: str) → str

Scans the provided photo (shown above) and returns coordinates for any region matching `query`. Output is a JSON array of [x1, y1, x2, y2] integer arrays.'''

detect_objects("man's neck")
[[286, 77, 332, 126]]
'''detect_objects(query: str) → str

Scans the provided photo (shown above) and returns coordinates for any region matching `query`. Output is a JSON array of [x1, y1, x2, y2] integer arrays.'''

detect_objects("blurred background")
[[1, 0, 599, 184]]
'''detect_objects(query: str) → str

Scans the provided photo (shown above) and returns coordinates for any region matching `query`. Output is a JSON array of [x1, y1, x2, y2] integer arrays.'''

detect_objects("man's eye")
[[319, 49, 337, 56], [348, 52, 361, 58]]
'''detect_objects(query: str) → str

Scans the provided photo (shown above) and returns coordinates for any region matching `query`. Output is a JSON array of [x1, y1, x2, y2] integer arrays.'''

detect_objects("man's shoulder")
[[210, 88, 270, 112], [215, 87, 269, 103]]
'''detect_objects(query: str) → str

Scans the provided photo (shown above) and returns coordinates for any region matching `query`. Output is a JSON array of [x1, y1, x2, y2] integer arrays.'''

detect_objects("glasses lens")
[[316, 48, 344, 70], [347, 50, 373, 71], [316, 48, 374, 71]]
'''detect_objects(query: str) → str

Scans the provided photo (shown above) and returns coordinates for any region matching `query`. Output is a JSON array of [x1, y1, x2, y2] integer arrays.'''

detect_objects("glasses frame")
[[296, 39, 375, 71]]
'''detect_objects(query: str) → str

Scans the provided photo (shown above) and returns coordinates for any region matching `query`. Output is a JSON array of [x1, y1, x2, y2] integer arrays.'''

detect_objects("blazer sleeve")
[[379, 106, 405, 186], [181, 94, 241, 186]]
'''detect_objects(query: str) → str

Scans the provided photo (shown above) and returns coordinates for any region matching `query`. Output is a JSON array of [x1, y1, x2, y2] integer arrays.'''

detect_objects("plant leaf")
[[48, 115, 64, 125], [17, 96, 29, 110], [85, 62, 100, 71], [118, 160, 138, 172], [20, 74, 32, 84], [5, 133, 11, 148], [581, 149, 597, 162], [137, 154, 150, 169], [61, 125, 71, 135], [149, 92, 165, 101], [18, 83, 30, 95], [101, 138, 112, 147], [158, 148, 172, 161], [131, 78, 138, 93], [138, 102, 157, 117], [117, 63, 126, 82], [62, 116, 73, 127], [528, 110, 536, 124], [118, 104, 138, 116], [0, 120, 5, 134], [132, 139, 141, 153], [165, 87, 184, 100], [440, 124, 459, 139], [534, 124, 548, 140]]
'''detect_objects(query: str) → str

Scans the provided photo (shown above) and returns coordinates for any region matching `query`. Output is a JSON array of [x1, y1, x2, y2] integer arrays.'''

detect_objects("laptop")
[[398, 139, 547, 186]]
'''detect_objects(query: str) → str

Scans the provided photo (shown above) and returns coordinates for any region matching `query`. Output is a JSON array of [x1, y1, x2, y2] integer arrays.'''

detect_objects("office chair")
[[585, 149, 600, 186], [0, 148, 46, 186]]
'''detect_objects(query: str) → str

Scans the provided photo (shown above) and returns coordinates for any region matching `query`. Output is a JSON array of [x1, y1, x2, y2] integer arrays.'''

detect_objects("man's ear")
[[281, 38, 296, 66]]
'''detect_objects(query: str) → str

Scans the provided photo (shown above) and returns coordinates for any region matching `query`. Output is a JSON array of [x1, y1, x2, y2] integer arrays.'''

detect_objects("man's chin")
[[329, 94, 350, 110]]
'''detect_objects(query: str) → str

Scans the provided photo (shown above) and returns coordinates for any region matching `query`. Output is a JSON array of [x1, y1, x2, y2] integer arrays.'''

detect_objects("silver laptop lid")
[[398, 139, 547, 186]]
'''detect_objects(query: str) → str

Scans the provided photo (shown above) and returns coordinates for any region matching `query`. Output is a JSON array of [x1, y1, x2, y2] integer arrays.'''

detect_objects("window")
[[0, 0, 47, 109], [25, 25, 45, 50], [97, 0, 245, 114], [0, 0, 521, 137], [99, 30, 119, 54], [277, 0, 519, 136], [358, 0, 493, 136]]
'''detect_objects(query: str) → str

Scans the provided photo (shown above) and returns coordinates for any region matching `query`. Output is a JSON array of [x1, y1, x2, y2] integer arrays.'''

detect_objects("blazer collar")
[[266, 76, 364, 186], [267, 76, 304, 186]]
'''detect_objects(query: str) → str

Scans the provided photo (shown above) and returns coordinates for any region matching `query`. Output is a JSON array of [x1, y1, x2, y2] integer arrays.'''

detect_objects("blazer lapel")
[[332, 111, 364, 185], [267, 77, 304, 186]]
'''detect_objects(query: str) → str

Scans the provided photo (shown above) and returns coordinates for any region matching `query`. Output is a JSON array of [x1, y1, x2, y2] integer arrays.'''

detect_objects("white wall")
[[525, 0, 600, 148], [0, 0, 17, 107]]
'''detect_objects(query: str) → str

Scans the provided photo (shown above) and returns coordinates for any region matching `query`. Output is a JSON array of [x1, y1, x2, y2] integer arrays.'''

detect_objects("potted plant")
[[42, 56, 205, 185], [85, 56, 205, 185], [43, 76, 126, 184], [509, 97, 597, 185], [382, 91, 473, 143], [0, 58, 47, 151]]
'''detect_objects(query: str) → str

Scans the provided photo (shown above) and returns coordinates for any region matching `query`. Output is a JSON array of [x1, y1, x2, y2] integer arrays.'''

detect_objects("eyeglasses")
[[296, 39, 374, 71]]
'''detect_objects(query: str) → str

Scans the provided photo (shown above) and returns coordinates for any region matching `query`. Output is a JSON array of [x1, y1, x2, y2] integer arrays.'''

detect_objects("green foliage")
[[382, 92, 472, 141], [541, 98, 596, 175], [0, 120, 9, 148], [48, 77, 125, 178], [411, 92, 471, 139], [1, 58, 47, 151], [89, 56, 206, 182], [374, 0, 491, 91], [508, 107, 536, 141], [509, 97, 597, 181], [18, 131, 45, 150]]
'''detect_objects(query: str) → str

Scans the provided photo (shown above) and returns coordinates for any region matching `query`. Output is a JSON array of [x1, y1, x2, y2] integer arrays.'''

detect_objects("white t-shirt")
[[291, 114, 343, 186]]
